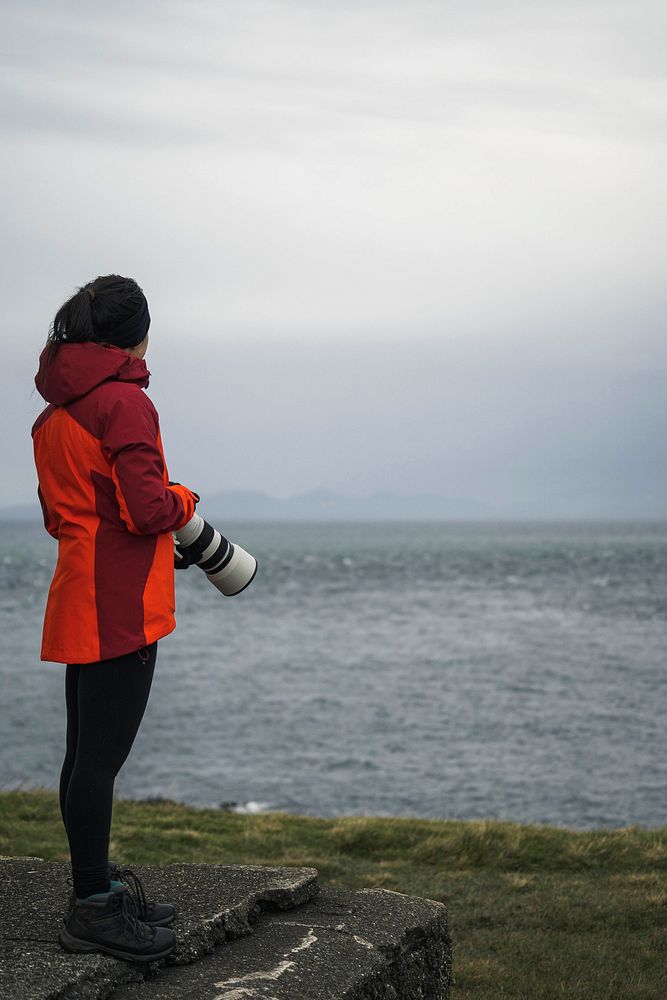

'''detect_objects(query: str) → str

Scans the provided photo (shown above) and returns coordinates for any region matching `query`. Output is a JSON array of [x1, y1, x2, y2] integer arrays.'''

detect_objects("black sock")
[[73, 863, 111, 900]]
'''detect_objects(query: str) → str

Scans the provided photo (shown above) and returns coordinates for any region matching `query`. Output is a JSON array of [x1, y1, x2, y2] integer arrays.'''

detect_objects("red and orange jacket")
[[32, 341, 199, 664]]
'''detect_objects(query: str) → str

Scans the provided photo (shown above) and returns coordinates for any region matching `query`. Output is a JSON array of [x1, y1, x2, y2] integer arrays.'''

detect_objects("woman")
[[32, 274, 199, 963]]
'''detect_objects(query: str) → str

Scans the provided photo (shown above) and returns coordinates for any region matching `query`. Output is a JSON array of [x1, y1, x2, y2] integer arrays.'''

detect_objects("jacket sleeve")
[[102, 387, 199, 536]]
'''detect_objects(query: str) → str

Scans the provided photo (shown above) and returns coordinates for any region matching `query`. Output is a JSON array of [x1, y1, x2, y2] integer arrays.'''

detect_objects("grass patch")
[[1, 789, 665, 999]]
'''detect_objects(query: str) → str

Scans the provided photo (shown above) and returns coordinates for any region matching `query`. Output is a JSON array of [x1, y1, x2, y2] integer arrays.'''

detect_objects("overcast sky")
[[2, 0, 665, 517]]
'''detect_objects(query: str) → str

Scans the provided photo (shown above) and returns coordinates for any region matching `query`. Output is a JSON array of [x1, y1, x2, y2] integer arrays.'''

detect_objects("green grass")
[[1, 789, 665, 999]]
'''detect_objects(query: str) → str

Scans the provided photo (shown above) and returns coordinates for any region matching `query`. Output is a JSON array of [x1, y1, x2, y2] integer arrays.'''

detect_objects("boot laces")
[[113, 887, 153, 942], [115, 865, 150, 922]]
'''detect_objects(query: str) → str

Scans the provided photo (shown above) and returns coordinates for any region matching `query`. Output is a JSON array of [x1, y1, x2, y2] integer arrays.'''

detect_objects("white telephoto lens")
[[206, 544, 258, 596]]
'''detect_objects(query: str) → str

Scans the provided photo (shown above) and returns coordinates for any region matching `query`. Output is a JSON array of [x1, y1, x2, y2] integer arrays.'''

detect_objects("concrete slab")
[[109, 884, 452, 1000], [0, 857, 319, 1000]]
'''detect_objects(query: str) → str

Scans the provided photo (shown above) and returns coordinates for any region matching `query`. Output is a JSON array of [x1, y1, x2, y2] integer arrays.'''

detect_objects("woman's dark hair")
[[43, 274, 150, 367]]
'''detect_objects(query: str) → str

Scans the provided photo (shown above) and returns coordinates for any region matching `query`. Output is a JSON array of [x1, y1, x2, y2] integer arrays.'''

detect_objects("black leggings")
[[59, 642, 157, 899]]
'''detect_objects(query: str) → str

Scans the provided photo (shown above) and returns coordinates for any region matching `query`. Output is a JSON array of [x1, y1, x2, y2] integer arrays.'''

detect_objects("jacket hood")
[[35, 342, 150, 405]]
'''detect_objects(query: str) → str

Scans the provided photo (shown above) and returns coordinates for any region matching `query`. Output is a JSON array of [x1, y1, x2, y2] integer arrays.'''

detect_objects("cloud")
[[1, 0, 665, 512], [2, 0, 664, 147]]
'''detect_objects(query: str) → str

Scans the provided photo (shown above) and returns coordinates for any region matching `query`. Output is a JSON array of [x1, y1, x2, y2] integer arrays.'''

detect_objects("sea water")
[[1, 519, 665, 829]]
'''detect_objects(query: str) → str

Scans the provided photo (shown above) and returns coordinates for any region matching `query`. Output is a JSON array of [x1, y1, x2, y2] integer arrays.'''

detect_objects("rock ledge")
[[0, 856, 451, 999]]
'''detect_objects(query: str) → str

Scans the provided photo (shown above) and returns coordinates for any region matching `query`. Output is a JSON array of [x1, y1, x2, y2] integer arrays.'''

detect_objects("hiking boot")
[[65, 863, 177, 927], [59, 883, 176, 962]]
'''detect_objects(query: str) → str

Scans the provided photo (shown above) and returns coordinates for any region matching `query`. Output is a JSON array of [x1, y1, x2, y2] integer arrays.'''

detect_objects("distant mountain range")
[[0, 489, 498, 522], [1, 489, 663, 522], [203, 489, 498, 520]]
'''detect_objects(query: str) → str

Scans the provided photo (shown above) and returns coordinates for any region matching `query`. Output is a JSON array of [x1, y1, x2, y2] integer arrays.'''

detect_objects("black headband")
[[100, 295, 151, 349]]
